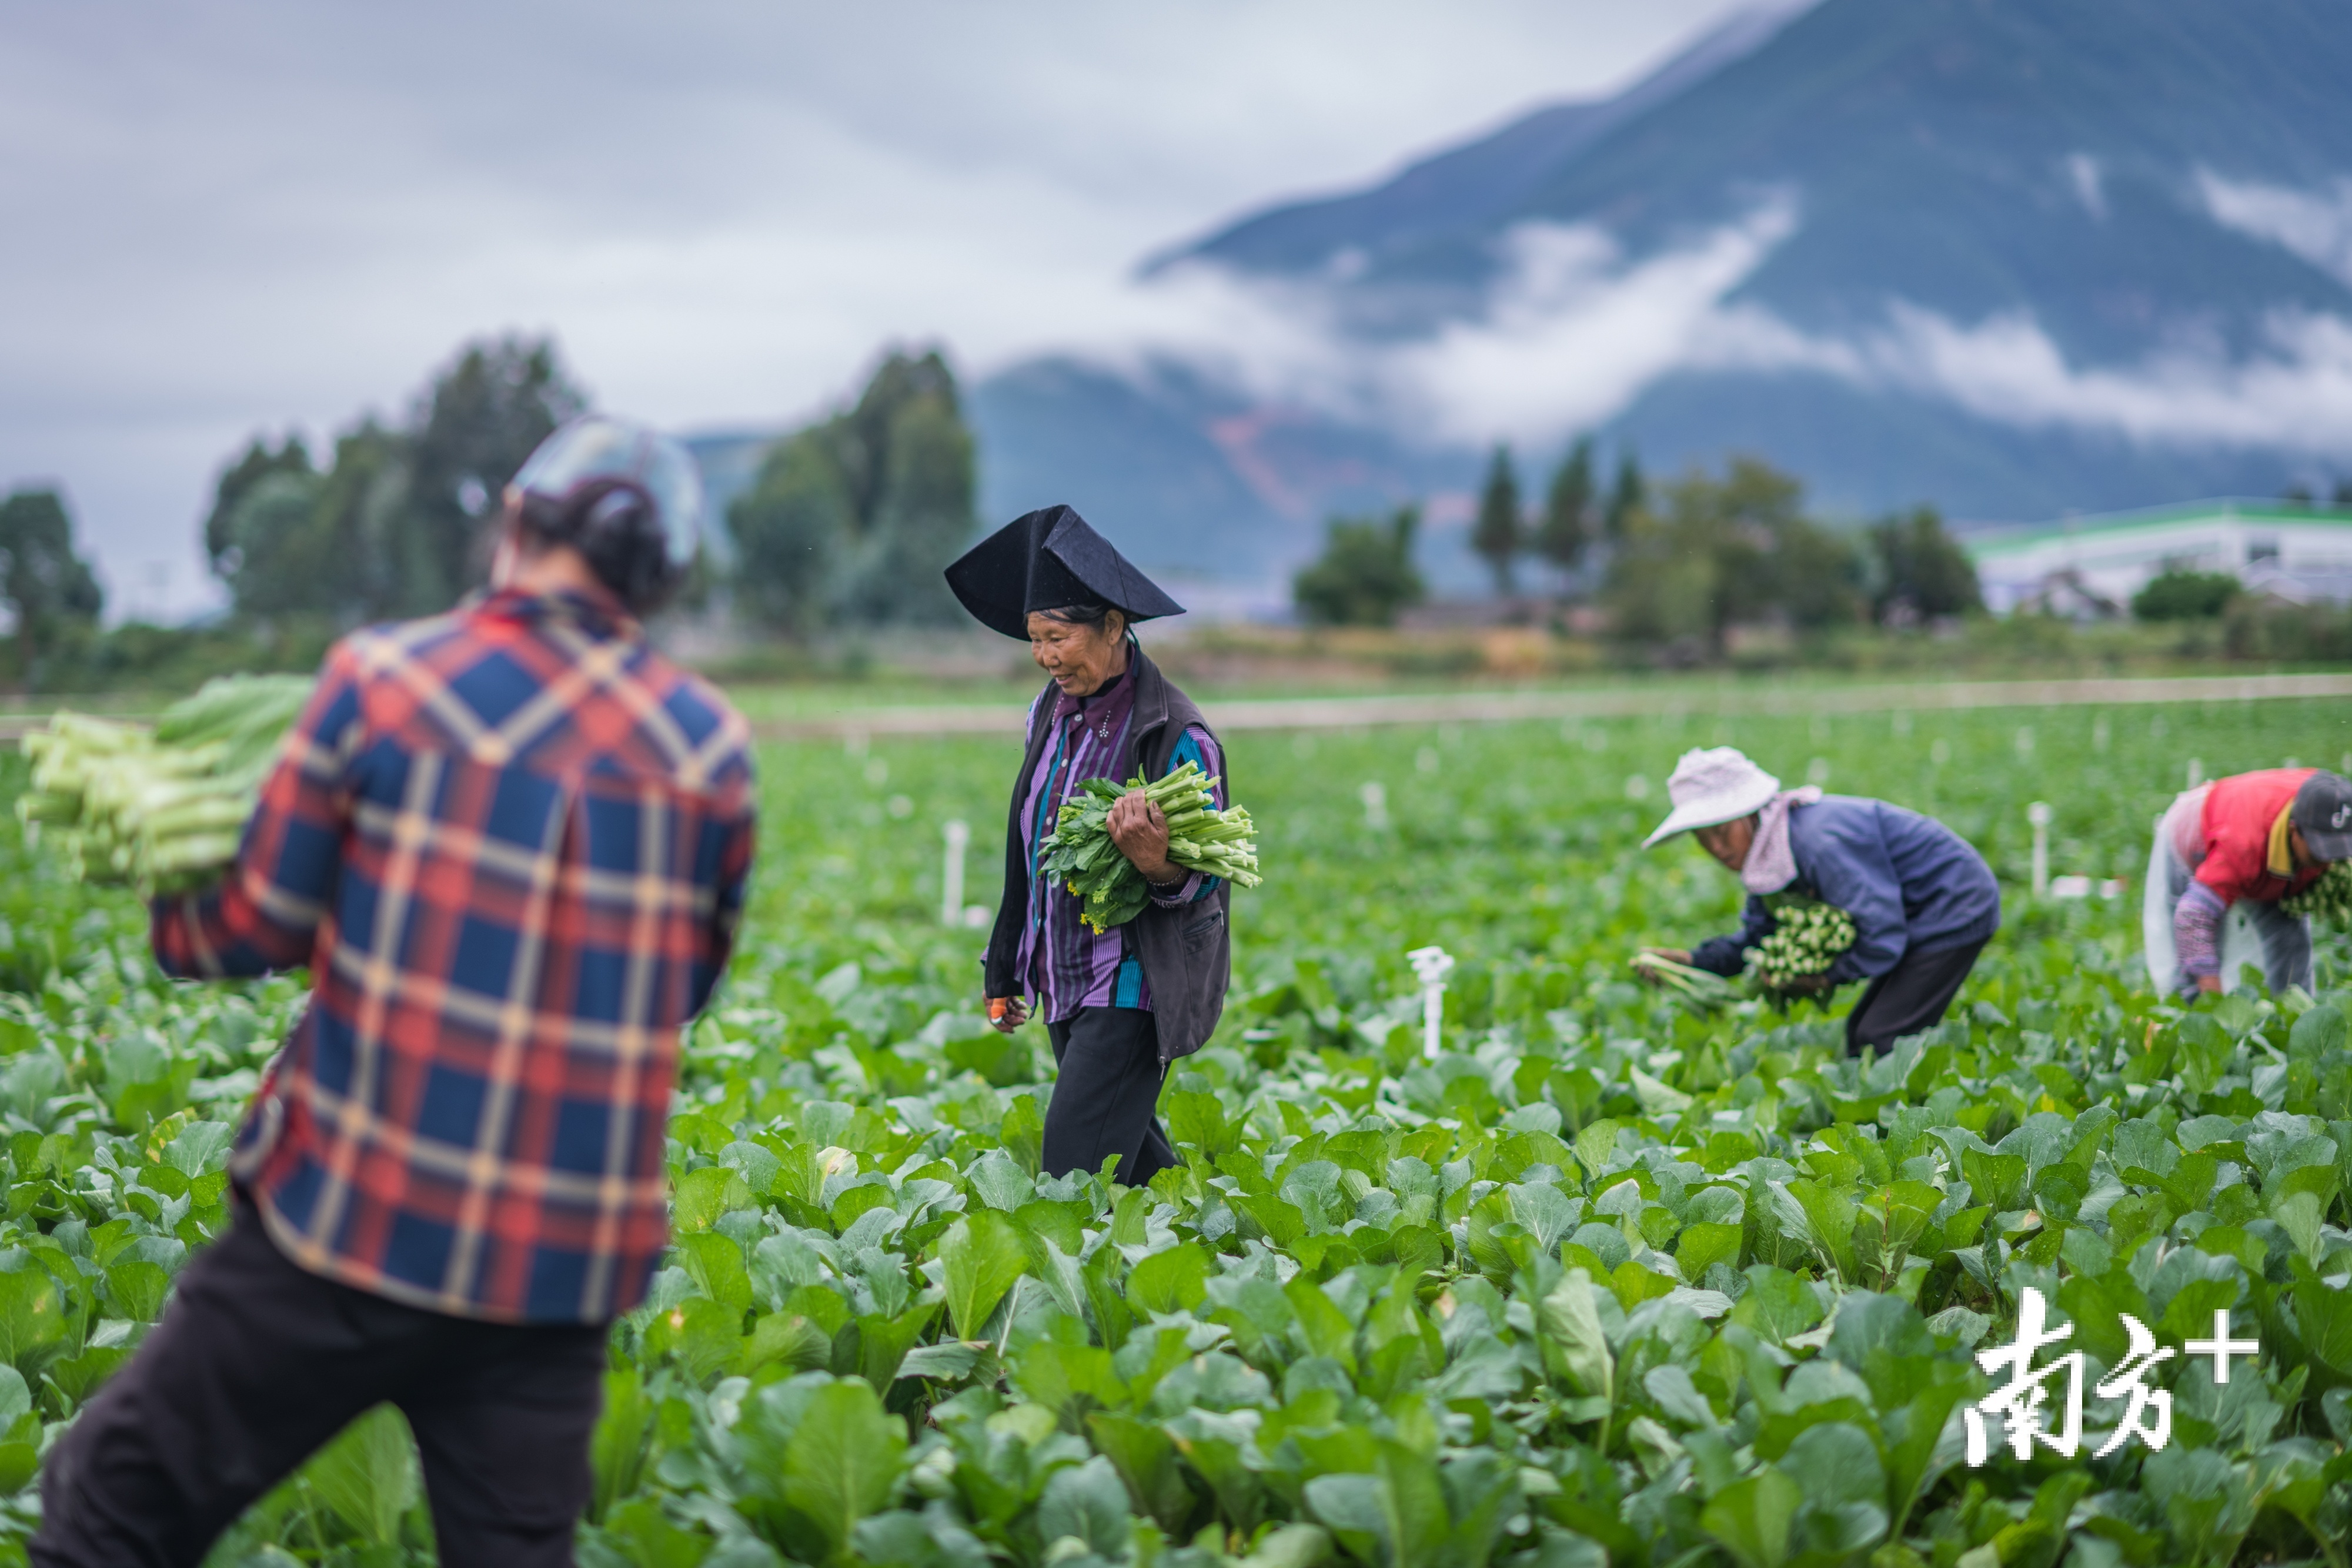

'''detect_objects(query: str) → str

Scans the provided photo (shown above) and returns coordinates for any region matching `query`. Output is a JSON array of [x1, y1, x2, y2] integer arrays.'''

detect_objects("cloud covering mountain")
[[973, 0, 2352, 586]]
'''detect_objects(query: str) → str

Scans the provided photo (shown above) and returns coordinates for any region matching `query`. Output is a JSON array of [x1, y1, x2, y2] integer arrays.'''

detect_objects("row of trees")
[[203, 339, 584, 625], [1468, 439, 1644, 594], [727, 352, 975, 634], [0, 490, 104, 682], [194, 340, 981, 641], [1294, 449, 1984, 648]]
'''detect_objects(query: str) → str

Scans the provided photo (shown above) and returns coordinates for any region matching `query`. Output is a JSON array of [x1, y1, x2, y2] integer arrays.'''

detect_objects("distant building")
[[1969, 500, 2352, 616]]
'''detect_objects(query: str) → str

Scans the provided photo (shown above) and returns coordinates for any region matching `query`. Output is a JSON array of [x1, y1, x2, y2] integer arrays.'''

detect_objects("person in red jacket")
[[2146, 768, 2352, 997]]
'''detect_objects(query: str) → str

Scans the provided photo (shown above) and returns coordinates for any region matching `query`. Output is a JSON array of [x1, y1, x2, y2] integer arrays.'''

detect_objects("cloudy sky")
[[0, 0, 1749, 619]]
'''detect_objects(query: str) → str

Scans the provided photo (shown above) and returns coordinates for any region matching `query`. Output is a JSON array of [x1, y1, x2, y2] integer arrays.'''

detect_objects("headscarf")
[[1742, 786, 1823, 894]]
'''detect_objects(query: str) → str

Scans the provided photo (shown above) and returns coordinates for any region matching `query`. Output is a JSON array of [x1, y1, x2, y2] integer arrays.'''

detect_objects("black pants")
[[1846, 938, 1987, 1057], [1044, 1008, 1178, 1188], [32, 1201, 606, 1568]]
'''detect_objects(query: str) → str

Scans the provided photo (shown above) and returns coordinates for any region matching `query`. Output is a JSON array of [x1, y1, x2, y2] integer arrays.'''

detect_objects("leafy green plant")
[[0, 692, 2344, 1567]]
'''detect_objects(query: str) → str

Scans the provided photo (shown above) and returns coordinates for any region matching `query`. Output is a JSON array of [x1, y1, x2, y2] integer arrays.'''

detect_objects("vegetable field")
[[0, 691, 2348, 1567]]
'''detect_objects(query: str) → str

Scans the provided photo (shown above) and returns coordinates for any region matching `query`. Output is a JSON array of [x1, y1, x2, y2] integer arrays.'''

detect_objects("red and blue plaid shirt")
[[152, 588, 756, 1323]]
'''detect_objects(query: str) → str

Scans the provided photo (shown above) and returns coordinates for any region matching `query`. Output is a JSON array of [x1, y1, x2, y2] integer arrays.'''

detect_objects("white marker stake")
[[2027, 802, 2052, 898], [1407, 945, 1455, 1060], [2186, 757, 2204, 789], [941, 820, 970, 927]]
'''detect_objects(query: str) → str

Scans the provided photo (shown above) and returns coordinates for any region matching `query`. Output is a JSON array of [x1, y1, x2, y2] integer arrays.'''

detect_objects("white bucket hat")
[[1642, 747, 1782, 848]]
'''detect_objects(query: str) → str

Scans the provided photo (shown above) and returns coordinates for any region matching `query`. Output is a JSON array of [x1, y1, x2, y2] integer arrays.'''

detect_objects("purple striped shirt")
[[1014, 667, 1224, 1022]]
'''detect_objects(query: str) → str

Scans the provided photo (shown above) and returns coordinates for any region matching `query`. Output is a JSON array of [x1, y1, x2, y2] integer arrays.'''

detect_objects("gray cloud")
[[0, 0, 1743, 618]]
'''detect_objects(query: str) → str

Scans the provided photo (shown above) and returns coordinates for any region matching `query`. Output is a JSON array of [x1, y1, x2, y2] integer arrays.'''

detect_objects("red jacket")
[[2196, 768, 2326, 904]]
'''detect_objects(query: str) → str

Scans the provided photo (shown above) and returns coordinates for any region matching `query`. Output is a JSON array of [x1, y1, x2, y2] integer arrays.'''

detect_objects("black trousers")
[[32, 1201, 606, 1568], [1044, 1008, 1179, 1188], [1845, 938, 1988, 1057]]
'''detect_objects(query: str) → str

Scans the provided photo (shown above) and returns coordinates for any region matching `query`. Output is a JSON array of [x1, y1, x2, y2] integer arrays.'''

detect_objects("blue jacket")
[[1689, 795, 2001, 983]]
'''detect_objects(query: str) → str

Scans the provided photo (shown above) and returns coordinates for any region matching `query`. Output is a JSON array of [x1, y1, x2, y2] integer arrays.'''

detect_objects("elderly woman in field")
[[947, 506, 1231, 1189], [1641, 746, 2001, 1056]]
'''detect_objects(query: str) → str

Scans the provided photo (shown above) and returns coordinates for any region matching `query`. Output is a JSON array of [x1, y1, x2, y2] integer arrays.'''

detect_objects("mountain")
[[970, 0, 2352, 589], [1149, 0, 1809, 296]]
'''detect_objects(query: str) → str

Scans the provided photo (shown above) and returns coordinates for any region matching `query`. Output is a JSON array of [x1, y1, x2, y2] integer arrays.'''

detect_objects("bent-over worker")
[[1641, 746, 2001, 1057], [2144, 767, 2351, 997]]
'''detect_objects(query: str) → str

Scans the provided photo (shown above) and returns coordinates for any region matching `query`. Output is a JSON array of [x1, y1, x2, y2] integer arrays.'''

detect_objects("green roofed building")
[[1967, 500, 2352, 616]]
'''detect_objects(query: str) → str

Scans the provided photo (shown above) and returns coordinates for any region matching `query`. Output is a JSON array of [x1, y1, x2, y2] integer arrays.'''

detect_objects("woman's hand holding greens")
[[1108, 790, 1183, 884]]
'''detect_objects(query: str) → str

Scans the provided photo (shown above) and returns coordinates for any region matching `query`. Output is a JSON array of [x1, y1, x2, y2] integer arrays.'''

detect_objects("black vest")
[[982, 647, 1232, 1064]]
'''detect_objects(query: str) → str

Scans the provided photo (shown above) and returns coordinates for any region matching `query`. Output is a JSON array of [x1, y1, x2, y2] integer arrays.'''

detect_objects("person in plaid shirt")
[[33, 417, 756, 1568]]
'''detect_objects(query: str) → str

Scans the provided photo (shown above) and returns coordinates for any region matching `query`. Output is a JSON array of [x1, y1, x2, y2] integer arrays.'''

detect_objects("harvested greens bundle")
[[1037, 761, 1259, 934], [18, 674, 313, 894], [2283, 861, 2352, 924], [1746, 895, 1857, 991], [1628, 951, 1740, 1012]]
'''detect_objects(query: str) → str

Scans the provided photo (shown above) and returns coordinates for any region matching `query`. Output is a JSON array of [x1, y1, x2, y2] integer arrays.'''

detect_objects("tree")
[[1866, 507, 1982, 624], [1603, 452, 1645, 543], [202, 435, 312, 584], [1471, 445, 1524, 595], [202, 336, 586, 627], [0, 488, 104, 677], [2132, 569, 2238, 621], [729, 430, 853, 636], [1535, 438, 1595, 590], [730, 349, 978, 634], [399, 336, 586, 617], [1603, 456, 1862, 653], [1293, 507, 1426, 627]]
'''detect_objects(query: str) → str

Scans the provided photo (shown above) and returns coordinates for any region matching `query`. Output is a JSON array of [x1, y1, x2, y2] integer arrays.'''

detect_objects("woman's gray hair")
[[1034, 603, 1121, 630]]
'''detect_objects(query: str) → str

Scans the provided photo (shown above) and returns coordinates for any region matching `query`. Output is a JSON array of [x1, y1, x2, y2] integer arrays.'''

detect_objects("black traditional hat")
[[944, 504, 1185, 639]]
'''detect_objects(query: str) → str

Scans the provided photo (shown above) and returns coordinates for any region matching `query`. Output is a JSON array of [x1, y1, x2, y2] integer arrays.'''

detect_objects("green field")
[[0, 688, 2347, 1567]]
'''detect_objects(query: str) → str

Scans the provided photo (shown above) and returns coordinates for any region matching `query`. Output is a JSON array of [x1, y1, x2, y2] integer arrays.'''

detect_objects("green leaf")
[[676, 1232, 753, 1318], [1676, 1221, 1743, 1281], [1130, 1242, 1212, 1316], [604, 1498, 712, 1568], [2294, 1272, 2352, 1377], [1167, 1090, 1236, 1161], [1284, 1277, 1359, 1373], [1537, 1268, 1613, 1405], [673, 1166, 753, 1233], [939, 1210, 1030, 1338], [0, 1265, 69, 1376], [1237, 1523, 1334, 1568], [102, 1258, 171, 1322], [1000, 1096, 1045, 1178], [302, 1405, 419, 1547], [1785, 1179, 1860, 1282], [590, 1368, 654, 1523], [1010, 1339, 1124, 1429], [1960, 1148, 2027, 1212], [776, 1379, 907, 1564], [1088, 1410, 1191, 1531], [645, 1296, 744, 1385], [1037, 1454, 1131, 1556], [1702, 1469, 1805, 1568], [1728, 1266, 1823, 1346], [2289, 1002, 2347, 1059], [1775, 1420, 1888, 1556]]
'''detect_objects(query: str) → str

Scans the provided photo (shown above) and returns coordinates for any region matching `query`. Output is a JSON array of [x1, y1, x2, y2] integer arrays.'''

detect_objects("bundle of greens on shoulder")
[[1037, 761, 1260, 935], [17, 674, 315, 895], [1631, 893, 1857, 1010]]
